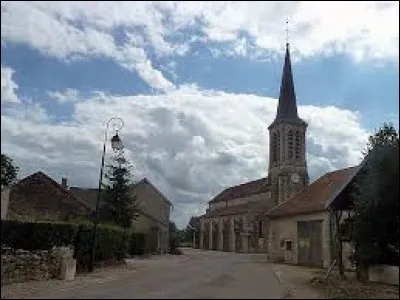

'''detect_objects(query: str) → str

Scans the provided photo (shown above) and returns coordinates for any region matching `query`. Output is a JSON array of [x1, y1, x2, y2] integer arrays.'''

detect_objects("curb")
[[272, 267, 292, 299]]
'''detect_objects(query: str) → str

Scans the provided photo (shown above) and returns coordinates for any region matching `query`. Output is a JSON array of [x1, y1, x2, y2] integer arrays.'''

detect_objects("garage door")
[[297, 220, 323, 267]]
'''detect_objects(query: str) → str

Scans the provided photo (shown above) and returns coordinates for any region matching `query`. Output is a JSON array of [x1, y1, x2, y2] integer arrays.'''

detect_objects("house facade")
[[4, 171, 172, 254], [70, 177, 172, 253]]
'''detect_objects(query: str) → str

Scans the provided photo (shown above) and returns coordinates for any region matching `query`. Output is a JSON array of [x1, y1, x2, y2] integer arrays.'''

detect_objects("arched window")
[[272, 132, 280, 162], [295, 130, 300, 159], [272, 133, 277, 162], [288, 130, 293, 159], [276, 132, 280, 162]]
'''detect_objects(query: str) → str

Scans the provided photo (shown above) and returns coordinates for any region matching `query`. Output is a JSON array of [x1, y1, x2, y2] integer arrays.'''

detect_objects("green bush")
[[1, 220, 131, 272], [1, 220, 78, 250]]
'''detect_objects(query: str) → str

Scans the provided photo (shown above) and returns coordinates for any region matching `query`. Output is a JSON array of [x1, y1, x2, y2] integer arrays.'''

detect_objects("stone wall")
[[1, 246, 74, 285]]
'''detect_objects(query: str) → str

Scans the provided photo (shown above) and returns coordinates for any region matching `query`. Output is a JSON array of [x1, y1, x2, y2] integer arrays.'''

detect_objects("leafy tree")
[[1, 154, 19, 189], [350, 123, 399, 280], [169, 221, 180, 251], [101, 152, 139, 229]]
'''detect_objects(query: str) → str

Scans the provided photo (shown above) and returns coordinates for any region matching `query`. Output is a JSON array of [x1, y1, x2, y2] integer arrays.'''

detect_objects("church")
[[198, 42, 361, 268]]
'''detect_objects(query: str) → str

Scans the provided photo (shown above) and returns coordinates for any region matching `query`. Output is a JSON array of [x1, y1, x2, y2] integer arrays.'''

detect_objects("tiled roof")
[[267, 166, 359, 218], [70, 178, 172, 211], [69, 187, 98, 211], [210, 177, 270, 203], [204, 204, 249, 218], [9, 171, 92, 217]]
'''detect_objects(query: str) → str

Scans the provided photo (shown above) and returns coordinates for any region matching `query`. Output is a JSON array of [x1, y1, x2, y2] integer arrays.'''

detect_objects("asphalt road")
[[2, 248, 284, 299]]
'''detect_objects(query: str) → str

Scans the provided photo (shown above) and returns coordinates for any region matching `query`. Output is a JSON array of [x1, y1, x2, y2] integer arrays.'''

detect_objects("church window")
[[295, 130, 300, 159], [288, 130, 293, 159], [276, 132, 280, 161], [272, 132, 280, 162]]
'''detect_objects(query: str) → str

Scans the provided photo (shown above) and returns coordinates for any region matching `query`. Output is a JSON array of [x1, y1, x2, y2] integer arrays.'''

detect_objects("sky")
[[1, 1, 399, 229]]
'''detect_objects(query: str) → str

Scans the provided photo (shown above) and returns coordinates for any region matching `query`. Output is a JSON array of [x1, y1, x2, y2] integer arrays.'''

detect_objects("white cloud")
[[1, 81, 370, 228], [1, 66, 19, 103], [47, 88, 80, 103], [1, 1, 398, 95]]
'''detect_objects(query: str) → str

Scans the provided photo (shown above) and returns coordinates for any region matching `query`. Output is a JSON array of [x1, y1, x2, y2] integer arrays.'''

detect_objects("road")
[[2, 248, 284, 299]]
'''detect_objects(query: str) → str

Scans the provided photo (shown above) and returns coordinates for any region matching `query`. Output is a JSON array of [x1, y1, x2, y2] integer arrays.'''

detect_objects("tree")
[[101, 152, 139, 229], [169, 221, 180, 252], [1, 154, 19, 189], [350, 123, 399, 281]]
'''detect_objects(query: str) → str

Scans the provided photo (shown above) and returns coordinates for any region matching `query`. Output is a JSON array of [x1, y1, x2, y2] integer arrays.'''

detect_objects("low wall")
[[369, 265, 399, 286], [1, 246, 74, 285]]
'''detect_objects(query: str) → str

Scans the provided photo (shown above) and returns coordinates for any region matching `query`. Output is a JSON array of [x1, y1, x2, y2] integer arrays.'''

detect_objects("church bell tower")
[[268, 42, 309, 204]]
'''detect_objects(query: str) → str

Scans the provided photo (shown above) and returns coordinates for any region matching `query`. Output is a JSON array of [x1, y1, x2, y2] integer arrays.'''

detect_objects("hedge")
[[1, 220, 135, 271]]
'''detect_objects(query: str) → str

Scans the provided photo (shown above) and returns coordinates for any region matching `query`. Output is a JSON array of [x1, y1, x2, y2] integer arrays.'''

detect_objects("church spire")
[[276, 42, 298, 120]]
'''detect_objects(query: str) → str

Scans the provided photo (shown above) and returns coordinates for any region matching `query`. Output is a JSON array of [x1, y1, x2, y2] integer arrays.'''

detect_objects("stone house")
[[4, 171, 172, 253], [267, 165, 362, 268], [70, 178, 172, 253], [4, 171, 91, 221]]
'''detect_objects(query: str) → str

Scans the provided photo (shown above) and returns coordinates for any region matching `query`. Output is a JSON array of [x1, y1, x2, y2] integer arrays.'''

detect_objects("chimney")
[[61, 178, 68, 190]]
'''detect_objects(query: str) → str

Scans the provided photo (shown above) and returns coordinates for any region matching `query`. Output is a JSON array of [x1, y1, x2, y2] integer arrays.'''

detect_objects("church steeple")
[[267, 31, 309, 204], [277, 43, 298, 119], [269, 43, 306, 128]]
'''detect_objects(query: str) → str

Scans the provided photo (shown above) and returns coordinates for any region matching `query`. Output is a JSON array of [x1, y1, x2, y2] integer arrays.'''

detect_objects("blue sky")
[[1, 1, 398, 228]]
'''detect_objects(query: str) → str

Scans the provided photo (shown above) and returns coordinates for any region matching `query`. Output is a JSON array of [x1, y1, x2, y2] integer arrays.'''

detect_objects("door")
[[297, 220, 323, 267]]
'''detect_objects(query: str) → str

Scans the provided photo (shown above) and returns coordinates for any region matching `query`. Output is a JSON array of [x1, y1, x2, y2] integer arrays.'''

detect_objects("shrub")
[[1, 220, 78, 250]]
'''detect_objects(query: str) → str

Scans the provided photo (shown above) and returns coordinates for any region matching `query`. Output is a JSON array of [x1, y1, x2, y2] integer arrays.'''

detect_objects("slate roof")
[[269, 43, 307, 129], [209, 177, 270, 203], [267, 166, 359, 218]]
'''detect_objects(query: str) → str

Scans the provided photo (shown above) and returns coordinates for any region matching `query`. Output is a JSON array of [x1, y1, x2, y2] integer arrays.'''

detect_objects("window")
[[272, 132, 280, 162], [295, 130, 300, 159], [285, 240, 292, 251], [258, 221, 263, 238], [288, 130, 293, 159]]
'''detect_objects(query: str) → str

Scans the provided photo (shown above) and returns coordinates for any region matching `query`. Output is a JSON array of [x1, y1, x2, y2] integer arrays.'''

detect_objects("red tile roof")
[[267, 166, 359, 218], [210, 177, 270, 203]]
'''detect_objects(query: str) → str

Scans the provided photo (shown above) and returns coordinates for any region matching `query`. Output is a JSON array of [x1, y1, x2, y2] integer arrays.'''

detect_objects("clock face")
[[291, 173, 300, 183]]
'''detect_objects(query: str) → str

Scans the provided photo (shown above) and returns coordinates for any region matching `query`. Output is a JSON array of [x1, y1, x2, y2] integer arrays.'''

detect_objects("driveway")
[[2, 248, 283, 299]]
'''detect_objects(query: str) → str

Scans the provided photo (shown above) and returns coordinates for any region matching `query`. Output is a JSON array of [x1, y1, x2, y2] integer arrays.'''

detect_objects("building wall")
[[131, 181, 171, 253], [268, 212, 331, 268]]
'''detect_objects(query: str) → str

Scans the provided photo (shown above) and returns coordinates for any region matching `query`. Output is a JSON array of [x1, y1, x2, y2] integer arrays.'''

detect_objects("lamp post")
[[89, 117, 124, 273]]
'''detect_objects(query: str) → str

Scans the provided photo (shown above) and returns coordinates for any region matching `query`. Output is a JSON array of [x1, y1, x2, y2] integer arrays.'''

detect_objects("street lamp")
[[89, 117, 124, 272]]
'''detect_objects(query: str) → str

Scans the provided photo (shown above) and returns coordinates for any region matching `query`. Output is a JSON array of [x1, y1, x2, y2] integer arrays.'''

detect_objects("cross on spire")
[[285, 17, 289, 46]]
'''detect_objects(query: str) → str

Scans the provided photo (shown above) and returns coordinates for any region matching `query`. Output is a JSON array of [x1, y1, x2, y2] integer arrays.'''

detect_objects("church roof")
[[209, 177, 270, 203], [269, 43, 307, 128], [204, 203, 250, 217], [267, 166, 359, 218]]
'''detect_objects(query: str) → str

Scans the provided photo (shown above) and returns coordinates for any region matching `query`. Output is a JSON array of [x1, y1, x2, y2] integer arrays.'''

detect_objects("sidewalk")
[[269, 263, 323, 299]]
